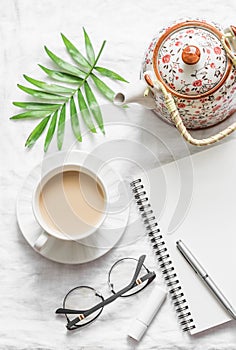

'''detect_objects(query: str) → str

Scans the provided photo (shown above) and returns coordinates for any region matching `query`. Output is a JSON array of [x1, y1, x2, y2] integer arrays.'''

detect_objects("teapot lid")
[[153, 20, 231, 98]]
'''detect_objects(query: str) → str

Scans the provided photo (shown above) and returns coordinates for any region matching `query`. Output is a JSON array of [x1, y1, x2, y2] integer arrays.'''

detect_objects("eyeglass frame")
[[56, 254, 156, 330]]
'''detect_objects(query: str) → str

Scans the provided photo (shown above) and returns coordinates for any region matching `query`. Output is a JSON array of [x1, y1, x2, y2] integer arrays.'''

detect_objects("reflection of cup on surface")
[[32, 164, 107, 251]]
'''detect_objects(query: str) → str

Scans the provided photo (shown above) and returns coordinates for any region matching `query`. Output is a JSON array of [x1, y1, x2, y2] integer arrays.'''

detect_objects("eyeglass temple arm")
[[55, 255, 147, 318]]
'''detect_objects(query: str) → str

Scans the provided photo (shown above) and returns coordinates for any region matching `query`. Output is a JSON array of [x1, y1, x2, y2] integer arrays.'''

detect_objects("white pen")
[[176, 240, 236, 320]]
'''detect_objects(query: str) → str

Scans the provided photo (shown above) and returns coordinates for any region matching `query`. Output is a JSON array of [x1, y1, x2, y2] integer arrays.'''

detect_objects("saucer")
[[16, 151, 130, 264]]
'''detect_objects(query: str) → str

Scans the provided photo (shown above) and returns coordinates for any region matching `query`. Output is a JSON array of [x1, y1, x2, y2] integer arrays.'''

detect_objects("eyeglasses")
[[55, 255, 156, 330]]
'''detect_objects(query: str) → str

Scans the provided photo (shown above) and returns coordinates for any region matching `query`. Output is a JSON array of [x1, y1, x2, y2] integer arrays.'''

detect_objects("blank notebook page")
[[141, 139, 236, 334]]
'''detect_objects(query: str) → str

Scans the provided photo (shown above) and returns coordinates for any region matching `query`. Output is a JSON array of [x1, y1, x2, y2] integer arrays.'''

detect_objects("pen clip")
[[176, 240, 207, 278]]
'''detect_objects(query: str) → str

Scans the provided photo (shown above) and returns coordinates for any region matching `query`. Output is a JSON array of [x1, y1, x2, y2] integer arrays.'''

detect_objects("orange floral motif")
[[193, 80, 202, 87], [178, 103, 186, 108], [175, 41, 182, 46], [214, 46, 221, 54], [162, 54, 171, 63], [213, 105, 221, 112]]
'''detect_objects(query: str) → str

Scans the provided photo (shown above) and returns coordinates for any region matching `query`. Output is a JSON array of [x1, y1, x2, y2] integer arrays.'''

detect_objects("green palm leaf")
[[11, 28, 127, 150], [57, 104, 66, 150], [13, 102, 60, 111], [25, 116, 51, 148], [39, 65, 83, 84], [10, 110, 52, 120], [95, 66, 128, 82], [44, 111, 58, 152], [84, 81, 104, 134], [17, 84, 67, 101], [61, 33, 91, 69], [70, 96, 82, 141], [44, 46, 87, 79], [78, 89, 96, 133], [83, 27, 95, 64], [23, 75, 74, 94], [91, 74, 115, 101]]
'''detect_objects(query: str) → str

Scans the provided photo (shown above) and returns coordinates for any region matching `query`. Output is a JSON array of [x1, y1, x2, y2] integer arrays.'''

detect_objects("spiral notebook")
[[131, 139, 236, 335]]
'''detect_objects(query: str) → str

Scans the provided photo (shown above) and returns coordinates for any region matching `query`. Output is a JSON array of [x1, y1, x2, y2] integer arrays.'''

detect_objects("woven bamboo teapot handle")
[[144, 74, 236, 146], [167, 97, 236, 146]]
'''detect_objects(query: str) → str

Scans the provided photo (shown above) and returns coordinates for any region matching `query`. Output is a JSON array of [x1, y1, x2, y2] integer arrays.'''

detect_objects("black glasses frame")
[[56, 255, 156, 330], [61, 286, 105, 330]]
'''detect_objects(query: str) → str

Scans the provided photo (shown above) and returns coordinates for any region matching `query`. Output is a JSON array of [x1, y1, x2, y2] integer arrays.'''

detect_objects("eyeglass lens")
[[63, 286, 104, 328], [108, 257, 150, 296]]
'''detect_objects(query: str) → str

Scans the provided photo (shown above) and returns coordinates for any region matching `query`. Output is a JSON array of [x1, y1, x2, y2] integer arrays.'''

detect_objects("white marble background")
[[2, 0, 236, 349]]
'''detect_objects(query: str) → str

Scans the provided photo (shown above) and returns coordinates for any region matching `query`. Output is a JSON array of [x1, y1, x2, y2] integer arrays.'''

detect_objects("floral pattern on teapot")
[[158, 27, 227, 95], [153, 76, 236, 129], [142, 19, 236, 129]]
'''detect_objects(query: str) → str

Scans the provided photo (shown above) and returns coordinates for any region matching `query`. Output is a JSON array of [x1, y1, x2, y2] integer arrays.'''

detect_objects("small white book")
[[131, 139, 236, 334]]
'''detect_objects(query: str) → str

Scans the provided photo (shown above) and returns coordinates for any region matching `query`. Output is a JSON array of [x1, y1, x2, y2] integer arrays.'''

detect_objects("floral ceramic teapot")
[[114, 19, 236, 146]]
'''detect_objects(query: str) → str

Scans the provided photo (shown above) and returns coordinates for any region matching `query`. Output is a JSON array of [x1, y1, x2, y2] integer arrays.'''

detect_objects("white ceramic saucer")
[[16, 151, 130, 264]]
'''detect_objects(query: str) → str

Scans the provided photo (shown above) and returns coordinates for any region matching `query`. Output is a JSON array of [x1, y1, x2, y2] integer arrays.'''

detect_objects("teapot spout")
[[113, 80, 156, 109]]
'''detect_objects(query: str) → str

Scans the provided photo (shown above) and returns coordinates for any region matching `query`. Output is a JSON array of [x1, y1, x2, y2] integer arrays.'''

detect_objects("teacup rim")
[[32, 163, 108, 241]]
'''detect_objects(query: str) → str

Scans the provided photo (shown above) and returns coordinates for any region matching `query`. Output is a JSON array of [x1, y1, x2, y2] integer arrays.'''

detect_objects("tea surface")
[[39, 170, 106, 236]]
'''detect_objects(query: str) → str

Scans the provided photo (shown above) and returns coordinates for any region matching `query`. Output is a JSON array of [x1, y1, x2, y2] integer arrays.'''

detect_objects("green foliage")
[[11, 29, 127, 151]]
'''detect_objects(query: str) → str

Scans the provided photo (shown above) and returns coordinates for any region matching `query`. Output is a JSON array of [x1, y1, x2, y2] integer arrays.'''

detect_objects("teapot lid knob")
[[182, 45, 201, 65]]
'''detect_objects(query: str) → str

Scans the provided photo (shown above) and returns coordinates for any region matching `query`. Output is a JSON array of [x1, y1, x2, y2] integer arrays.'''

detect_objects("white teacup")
[[32, 164, 108, 251]]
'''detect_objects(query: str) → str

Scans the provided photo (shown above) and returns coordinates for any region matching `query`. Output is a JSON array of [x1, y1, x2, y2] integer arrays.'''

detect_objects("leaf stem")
[[77, 40, 106, 89], [92, 41, 107, 69], [52, 40, 107, 114]]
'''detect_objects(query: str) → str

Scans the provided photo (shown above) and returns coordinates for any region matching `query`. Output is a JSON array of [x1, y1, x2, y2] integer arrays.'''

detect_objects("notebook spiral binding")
[[130, 178, 196, 332]]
